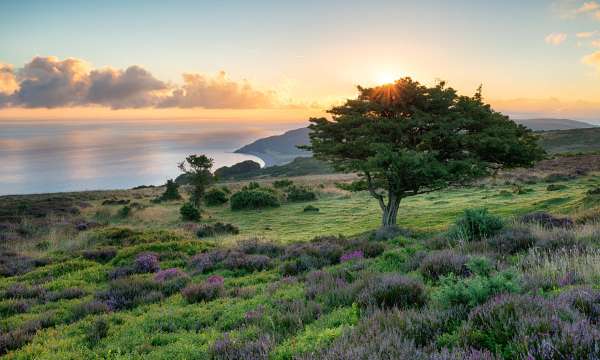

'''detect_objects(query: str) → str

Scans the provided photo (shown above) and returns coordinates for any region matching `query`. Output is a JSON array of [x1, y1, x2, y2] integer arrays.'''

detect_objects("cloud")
[[576, 31, 598, 38], [592, 39, 600, 47], [545, 32, 568, 45], [582, 50, 600, 71], [158, 71, 274, 109], [0, 56, 276, 109], [575, 1, 600, 14], [87, 66, 166, 109]]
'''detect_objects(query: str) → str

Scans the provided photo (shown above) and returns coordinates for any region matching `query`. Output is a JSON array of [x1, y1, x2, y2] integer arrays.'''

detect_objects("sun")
[[375, 72, 398, 85]]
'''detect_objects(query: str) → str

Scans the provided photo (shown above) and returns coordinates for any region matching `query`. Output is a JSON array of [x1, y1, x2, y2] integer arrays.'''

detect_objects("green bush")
[[117, 205, 131, 218], [156, 179, 182, 201], [286, 186, 317, 202], [450, 208, 503, 242], [204, 188, 229, 206], [180, 202, 200, 221], [230, 189, 280, 210], [273, 179, 294, 188], [86, 318, 109, 346], [303, 205, 319, 212]]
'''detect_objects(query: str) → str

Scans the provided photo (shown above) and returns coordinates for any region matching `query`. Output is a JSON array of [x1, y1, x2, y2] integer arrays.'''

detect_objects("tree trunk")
[[381, 194, 400, 229]]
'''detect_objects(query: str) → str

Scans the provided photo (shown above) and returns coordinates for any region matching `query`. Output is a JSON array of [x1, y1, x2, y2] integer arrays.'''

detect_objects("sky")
[[2, 0, 600, 122]]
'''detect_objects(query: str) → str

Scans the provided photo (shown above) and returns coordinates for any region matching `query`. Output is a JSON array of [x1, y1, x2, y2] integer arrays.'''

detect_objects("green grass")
[[1, 171, 600, 359]]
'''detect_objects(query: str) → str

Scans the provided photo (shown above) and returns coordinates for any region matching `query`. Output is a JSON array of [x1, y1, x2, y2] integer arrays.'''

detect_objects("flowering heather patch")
[[419, 250, 469, 280], [340, 250, 363, 262], [206, 274, 224, 284], [154, 268, 187, 282], [134, 253, 160, 273]]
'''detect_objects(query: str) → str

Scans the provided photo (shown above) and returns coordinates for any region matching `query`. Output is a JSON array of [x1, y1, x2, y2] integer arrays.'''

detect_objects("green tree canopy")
[[305, 78, 545, 231], [178, 154, 214, 207]]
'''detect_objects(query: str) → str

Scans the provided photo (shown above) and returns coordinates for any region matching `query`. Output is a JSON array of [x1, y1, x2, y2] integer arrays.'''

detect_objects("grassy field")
[[1, 161, 600, 359]]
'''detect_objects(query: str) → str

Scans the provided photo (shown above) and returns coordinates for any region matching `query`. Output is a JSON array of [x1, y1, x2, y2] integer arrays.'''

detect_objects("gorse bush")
[[273, 179, 294, 188], [196, 222, 239, 238], [285, 185, 317, 202], [230, 189, 280, 210], [450, 208, 503, 241], [180, 202, 200, 221], [204, 188, 229, 206]]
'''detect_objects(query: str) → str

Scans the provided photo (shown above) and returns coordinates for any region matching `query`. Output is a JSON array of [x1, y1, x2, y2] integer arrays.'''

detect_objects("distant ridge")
[[513, 118, 596, 131], [235, 118, 598, 166]]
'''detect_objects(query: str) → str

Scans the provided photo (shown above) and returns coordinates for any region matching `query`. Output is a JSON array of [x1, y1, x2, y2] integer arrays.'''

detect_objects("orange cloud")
[[0, 56, 278, 110], [582, 50, 600, 71], [545, 33, 567, 45]]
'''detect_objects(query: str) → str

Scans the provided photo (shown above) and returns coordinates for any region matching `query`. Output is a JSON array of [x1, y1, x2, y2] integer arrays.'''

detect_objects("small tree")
[[178, 154, 214, 207], [159, 179, 182, 201], [305, 78, 545, 231]]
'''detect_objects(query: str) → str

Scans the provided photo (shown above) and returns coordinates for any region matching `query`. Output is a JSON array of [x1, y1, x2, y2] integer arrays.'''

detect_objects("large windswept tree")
[[305, 78, 545, 231]]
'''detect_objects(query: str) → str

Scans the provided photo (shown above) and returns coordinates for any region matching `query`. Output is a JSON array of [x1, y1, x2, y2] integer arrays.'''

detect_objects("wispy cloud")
[[582, 50, 600, 71], [576, 31, 598, 38], [0, 56, 277, 109], [545, 32, 568, 45], [575, 1, 600, 14]]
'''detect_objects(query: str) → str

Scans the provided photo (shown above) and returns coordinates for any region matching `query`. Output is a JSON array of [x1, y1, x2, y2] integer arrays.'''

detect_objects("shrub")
[[305, 270, 357, 308], [547, 184, 568, 191], [157, 179, 182, 201], [588, 187, 600, 196], [357, 241, 386, 258], [544, 173, 574, 183], [273, 179, 294, 188], [519, 212, 574, 228], [0, 300, 30, 317], [97, 277, 162, 310], [340, 250, 364, 263], [286, 186, 317, 202], [45, 287, 87, 302], [432, 271, 521, 310], [134, 253, 160, 273], [230, 189, 280, 210], [419, 250, 470, 280], [211, 334, 273, 360], [86, 318, 109, 346], [180, 202, 200, 221], [82, 248, 117, 263], [236, 238, 284, 257], [154, 268, 187, 282], [357, 274, 426, 309], [204, 188, 229, 206], [222, 253, 271, 272], [154, 268, 190, 295], [487, 226, 536, 254], [451, 208, 503, 241], [461, 293, 600, 359], [271, 299, 322, 336], [196, 222, 239, 238], [303, 205, 319, 212], [188, 250, 228, 273], [117, 205, 131, 218], [181, 281, 224, 303], [69, 300, 109, 321], [1, 284, 46, 300]]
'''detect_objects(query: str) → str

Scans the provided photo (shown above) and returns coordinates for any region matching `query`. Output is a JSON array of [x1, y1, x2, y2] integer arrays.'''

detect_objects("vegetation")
[[178, 154, 214, 207], [180, 202, 200, 221], [154, 179, 182, 202], [204, 188, 229, 206], [230, 188, 281, 210], [306, 78, 545, 230]]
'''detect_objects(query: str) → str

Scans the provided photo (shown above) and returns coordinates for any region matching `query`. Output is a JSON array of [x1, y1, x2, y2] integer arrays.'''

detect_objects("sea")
[[0, 119, 299, 196]]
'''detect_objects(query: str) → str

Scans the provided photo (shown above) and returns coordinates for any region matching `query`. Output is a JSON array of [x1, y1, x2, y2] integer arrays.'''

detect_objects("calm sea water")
[[0, 119, 298, 195]]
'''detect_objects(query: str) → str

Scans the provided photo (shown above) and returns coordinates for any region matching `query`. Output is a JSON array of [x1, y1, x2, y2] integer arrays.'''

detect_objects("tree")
[[305, 78, 545, 232], [178, 154, 214, 207], [158, 179, 182, 201]]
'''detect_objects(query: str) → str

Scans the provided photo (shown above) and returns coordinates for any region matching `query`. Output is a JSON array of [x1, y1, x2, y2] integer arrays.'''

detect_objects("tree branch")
[[365, 171, 386, 210]]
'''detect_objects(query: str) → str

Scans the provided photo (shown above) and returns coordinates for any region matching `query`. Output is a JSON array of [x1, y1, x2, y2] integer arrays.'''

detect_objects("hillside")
[[539, 127, 600, 154], [235, 119, 598, 166], [513, 118, 595, 131], [1, 155, 600, 358], [234, 127, 311, 166]]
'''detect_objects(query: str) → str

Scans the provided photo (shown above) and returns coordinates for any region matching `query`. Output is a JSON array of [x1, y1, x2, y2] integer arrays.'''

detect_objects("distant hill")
[[539, 127, 600, 154], [218, 157, 333, 181], [513, 118, 596, 131], [234, 127, 311, 166], [234, 119, 598, 167]]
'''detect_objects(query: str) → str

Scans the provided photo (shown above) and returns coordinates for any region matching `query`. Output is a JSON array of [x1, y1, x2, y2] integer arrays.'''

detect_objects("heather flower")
[[206, 275, 224, 284], [134, 253, 160, 273], [340, 250, 364, 263], [154, 268, 187, 282]]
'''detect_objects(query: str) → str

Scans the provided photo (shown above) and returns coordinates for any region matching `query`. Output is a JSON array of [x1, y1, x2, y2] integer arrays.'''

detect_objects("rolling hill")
[[235, 119, 599, 166]]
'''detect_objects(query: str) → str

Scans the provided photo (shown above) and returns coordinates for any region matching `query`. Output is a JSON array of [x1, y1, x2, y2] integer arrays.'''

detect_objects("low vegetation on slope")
[[1, 155, 600, 358]]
